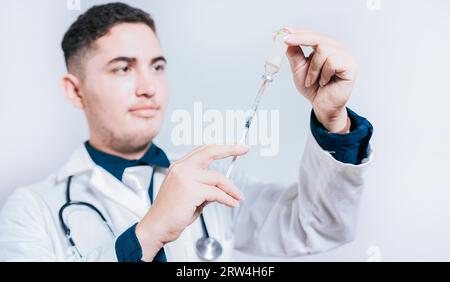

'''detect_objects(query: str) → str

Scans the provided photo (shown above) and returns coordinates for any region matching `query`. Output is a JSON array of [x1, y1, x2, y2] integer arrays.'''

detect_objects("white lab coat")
[[0, 130, 372, 261]]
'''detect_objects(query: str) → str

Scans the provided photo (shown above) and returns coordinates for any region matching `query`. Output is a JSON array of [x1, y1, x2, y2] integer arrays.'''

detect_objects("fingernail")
[[319, 79, 325, 87], [283, 35, 292, 42], [282, 26, 294, 34], [240, 145, 251, 151]]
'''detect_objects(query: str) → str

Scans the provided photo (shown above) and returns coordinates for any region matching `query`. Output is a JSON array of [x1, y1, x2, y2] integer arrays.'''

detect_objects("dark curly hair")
[[61, 2, 156, 73]]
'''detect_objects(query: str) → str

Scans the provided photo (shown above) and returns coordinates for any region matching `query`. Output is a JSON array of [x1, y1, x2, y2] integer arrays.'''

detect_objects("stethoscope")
[[58, 166, 223, 261], [58, 174, 115, 258]]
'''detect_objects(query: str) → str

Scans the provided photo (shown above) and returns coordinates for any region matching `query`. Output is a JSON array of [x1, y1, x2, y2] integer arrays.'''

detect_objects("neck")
[[87, 137, 152, 160]]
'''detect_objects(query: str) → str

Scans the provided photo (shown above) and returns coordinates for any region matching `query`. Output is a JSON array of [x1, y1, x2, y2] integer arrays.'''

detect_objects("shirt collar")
[[84, 141, 170, 181]]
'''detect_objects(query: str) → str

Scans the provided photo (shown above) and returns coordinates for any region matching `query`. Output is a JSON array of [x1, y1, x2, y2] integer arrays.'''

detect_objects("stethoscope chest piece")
[[195, 236, 223, 261]]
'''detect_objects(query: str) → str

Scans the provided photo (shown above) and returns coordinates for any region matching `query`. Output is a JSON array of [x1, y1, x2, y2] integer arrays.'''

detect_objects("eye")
[[152, 63, 166, 72], [114, 65, 131, 74]]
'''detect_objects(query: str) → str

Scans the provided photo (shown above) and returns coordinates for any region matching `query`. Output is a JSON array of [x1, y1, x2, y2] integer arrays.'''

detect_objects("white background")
[[0, 0, 449, 261]]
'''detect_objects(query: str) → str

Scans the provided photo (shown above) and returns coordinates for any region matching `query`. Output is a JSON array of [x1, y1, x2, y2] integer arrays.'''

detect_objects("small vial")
[[264, 28, 289, 76]]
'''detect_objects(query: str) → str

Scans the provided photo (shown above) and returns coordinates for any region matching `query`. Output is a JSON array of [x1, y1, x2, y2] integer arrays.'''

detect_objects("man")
[[0, 2, 372, 261]]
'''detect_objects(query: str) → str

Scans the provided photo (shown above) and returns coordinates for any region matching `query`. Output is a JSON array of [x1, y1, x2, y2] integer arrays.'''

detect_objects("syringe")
[[226, 29, 289, 178]]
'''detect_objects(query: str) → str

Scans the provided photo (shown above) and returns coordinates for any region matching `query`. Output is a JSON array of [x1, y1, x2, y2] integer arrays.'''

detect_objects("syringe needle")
[[225, 79, 270, 178], [226, 126, 249, 178], [225, 28, 288, 179]]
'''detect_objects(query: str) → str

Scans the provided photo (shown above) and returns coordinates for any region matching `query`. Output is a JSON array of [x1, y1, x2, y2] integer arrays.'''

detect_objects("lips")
[[129, 103, 160, 118]]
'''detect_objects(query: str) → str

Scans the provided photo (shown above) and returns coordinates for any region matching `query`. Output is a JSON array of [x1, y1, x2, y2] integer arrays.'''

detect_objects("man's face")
[[79, 23, 168, 153]]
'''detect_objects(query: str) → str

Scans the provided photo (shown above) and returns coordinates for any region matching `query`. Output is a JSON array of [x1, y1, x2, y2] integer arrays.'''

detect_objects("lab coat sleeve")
[[0, 188, 56, 261], [0, 188, 118, 262], [229, 127, 373, 257]]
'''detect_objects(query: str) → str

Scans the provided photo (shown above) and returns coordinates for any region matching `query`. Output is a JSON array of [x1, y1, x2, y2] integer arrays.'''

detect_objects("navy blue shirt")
[[310, 107, 373, 165], [85, 141, 170, 181], [90, 108, 373, 262]]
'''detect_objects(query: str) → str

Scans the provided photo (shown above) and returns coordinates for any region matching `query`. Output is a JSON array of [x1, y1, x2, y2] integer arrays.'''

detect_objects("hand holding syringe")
[[225, 29, 289, 178]]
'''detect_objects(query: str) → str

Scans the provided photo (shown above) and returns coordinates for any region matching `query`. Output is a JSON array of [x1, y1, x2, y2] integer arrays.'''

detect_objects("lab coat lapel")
[[57, 145, 149, 218], [89, 166, 149, 218]]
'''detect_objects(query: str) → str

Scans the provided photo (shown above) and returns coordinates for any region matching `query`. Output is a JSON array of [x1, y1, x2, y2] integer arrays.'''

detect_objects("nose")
[[135, 68, 157, 98]]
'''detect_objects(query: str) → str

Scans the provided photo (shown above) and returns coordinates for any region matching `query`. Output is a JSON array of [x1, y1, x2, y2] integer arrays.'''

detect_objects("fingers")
[[283, 28, 354, 89], [199, 184, 240, 208], [283, 28, 341, 48], [305, 46, 331, 87], [305, 44, 349, 87], [177, 145, 208, 163], [187, 144, 250, 168], [286, 45, 309, 84], [321, 54, 356, 84], [286, 45, 309, 92], [286, 45, 307, 68], [199, 170, 245, 200], [318, 56, 337, 87], [193, 202, 208, 219]]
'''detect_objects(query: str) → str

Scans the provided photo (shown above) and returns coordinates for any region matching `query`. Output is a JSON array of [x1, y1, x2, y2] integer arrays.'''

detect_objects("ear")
[[61, 73, 85, 110]]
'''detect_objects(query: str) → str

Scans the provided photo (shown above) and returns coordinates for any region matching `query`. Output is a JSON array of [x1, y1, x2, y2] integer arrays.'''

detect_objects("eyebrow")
[[107, 56, 167, 66], [151, 56, 167, 65]]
